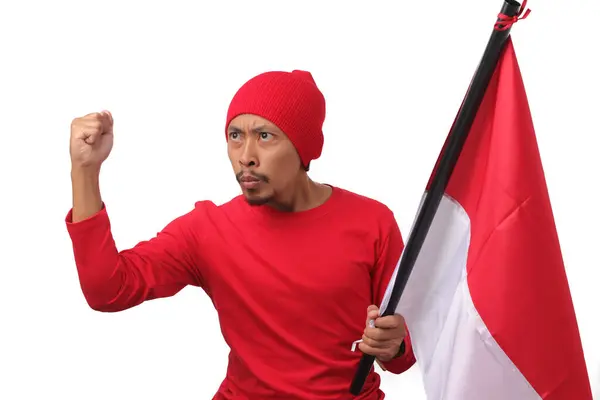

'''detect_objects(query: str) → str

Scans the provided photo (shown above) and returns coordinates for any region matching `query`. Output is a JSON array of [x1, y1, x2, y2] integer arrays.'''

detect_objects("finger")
[[82, 130, 99, 145], [78, 121, 104, 144], [361, 332, 389, 349], [374, 315, 405, 329], [358, 341, 396, 361], [358, 340, 385, 356], [364, 326, 397, 342]]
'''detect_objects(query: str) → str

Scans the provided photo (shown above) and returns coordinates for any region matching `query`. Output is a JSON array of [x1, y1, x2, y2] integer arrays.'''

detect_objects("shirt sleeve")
[[65, 202, 209, 312], [370, 208, 417, 374]]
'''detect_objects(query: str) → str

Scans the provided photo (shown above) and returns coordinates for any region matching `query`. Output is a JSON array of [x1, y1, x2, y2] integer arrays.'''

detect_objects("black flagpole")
[[349, 0, 526, 395]]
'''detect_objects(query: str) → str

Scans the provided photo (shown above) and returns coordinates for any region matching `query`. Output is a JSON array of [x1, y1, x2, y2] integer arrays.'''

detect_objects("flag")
[[393, 37, 593, 399]]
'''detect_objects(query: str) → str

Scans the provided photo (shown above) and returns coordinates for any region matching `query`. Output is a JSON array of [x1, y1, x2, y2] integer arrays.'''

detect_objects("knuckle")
[[71, 118, 82, 128], [79, 112, 95, 122], [369, 329, 383, 341], [358, 342, 371, 354], [84, 112, 101, 122], [361, 335, 371, 344], [90, 120, 102, 131], [362, 336, 376, 347]]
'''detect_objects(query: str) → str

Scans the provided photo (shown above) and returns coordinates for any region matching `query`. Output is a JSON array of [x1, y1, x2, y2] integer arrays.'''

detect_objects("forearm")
[[71, 166, 103, 223]]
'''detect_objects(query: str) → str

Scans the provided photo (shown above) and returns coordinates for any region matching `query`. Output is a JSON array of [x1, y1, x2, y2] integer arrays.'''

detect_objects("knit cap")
[[225, 70, 326, 168]]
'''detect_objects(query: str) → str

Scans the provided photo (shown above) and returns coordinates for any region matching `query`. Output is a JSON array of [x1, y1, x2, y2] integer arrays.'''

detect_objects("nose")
[[239, 139, 259, 168]]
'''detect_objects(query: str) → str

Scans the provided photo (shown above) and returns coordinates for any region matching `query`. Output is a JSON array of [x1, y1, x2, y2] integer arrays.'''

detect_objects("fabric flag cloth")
[[382, 37, 593, 399]]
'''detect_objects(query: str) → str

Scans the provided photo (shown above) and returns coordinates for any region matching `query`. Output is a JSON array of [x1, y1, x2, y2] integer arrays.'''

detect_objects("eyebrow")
[[228, 125, 275, 133]]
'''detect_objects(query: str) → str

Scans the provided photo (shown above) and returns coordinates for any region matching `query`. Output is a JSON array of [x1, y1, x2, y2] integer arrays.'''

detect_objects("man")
[[66, 69, 416, 399]]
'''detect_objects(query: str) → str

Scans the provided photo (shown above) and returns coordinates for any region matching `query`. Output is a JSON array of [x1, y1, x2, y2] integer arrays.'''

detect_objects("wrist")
[[394, 339, 406, 358], [375, 340, 406, 365], [71, 164, 101, 179]]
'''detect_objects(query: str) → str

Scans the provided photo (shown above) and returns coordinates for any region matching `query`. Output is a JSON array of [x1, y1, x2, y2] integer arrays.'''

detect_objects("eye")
[[229, 132, 241, 141], [259, 132, 273, 141]]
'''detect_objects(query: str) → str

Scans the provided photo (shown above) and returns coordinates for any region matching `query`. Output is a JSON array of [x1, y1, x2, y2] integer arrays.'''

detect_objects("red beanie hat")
[[225, 70, 326, 168]]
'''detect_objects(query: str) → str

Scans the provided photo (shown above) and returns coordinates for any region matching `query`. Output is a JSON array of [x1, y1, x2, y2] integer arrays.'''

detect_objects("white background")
[[1, 0, 599, 398]]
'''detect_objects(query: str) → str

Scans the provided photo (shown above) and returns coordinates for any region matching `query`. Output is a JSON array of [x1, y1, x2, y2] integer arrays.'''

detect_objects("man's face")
[[227, 114, 302, 206]]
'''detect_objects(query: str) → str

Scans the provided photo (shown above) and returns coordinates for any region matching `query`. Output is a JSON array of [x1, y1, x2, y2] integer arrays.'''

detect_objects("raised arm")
[[67, 111, 206, 312]]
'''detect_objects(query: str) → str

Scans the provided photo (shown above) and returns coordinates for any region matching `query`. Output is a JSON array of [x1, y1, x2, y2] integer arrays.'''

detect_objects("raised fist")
[[70, 110, 114, 169]]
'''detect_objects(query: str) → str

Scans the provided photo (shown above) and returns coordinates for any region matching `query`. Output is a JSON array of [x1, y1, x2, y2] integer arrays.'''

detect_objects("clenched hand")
[[70, 110, 114, 169], [358, 305, 407, 362]]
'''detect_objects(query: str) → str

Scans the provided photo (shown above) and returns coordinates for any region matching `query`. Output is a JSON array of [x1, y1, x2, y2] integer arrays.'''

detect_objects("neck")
[[268, 175, 332, 213]]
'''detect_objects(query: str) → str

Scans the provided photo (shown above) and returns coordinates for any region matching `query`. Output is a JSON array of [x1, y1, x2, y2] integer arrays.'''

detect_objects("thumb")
[[100, 110, 113, 134], [366, 305, 380, 327], [101, 110, 112, 122]]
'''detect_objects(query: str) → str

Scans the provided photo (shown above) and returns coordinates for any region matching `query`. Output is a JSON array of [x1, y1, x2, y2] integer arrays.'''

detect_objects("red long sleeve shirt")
[[66, 185, 416, 399]]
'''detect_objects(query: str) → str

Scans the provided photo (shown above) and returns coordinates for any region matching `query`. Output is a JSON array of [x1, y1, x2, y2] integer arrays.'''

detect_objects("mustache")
[[236, 171, 269, 183]]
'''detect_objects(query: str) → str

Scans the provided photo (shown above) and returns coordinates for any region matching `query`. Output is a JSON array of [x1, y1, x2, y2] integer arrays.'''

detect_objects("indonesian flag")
[[388, 38, 593, 399]]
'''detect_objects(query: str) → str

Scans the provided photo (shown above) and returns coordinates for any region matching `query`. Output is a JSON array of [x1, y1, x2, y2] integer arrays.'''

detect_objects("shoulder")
[[331, 186, 400, 241], [165, 196, 245, 237], [333, 186, 397, 223], [332, 185, 403, 254], [192, 195, 246, 217]]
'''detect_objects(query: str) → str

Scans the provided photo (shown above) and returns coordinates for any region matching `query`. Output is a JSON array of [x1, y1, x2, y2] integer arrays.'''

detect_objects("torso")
[[196, 187, 392, 399]]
